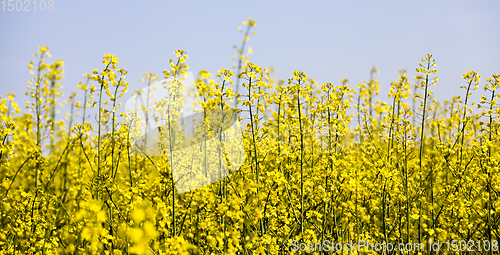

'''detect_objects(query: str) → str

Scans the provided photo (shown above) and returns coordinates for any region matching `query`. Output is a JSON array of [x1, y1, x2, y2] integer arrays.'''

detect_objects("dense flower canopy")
[[0, 19, 499, 254]]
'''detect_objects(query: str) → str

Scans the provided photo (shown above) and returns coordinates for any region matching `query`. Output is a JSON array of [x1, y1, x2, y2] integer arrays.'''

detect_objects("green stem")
[[418, 58, 431, 244]]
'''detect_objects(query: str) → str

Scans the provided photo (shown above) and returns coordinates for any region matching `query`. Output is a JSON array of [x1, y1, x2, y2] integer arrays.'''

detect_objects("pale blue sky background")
[[1, 0, 499, 117]]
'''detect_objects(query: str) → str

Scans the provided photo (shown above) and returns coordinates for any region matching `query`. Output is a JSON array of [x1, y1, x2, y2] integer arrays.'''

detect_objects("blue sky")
[[1, 0, 499, 116]]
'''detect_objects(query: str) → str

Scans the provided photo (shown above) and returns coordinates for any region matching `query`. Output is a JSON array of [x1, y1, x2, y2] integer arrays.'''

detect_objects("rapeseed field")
[[0, 19, 498, 254]]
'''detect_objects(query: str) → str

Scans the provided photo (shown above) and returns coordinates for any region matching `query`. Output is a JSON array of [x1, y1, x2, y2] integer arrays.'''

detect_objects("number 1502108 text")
[[2, 0, 54, 11]]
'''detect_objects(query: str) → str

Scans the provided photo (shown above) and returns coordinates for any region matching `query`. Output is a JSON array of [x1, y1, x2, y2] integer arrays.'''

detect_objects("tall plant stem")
[[418, 59, 431, 244], [234, 25, 253, 107], [459, 79, 473, 167], [297, 80, 305, 235], [34, 52, 45, 190]]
